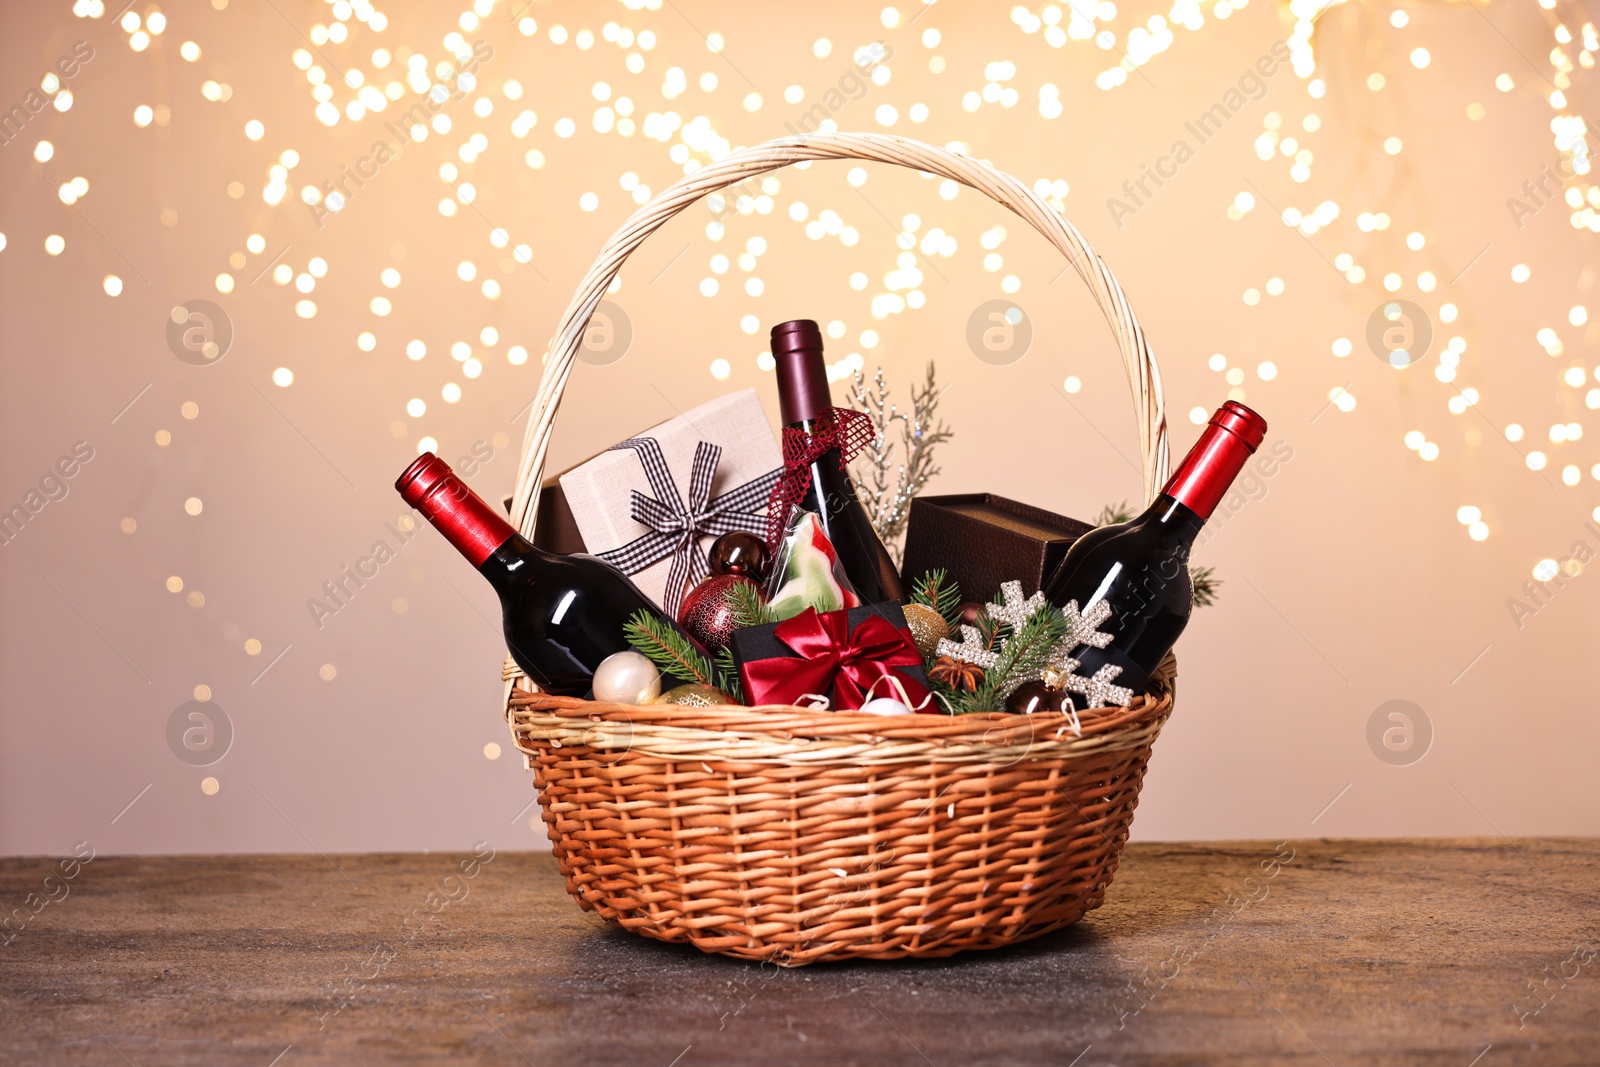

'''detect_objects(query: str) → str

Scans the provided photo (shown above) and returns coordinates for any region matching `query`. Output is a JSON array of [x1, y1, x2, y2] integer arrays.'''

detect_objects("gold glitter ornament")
[[901, 602, 949, 658], [652, 684, 735, 707]]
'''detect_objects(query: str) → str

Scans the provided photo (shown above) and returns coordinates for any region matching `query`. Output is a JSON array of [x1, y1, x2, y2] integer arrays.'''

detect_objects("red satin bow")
[[740, 607, 930, 710]]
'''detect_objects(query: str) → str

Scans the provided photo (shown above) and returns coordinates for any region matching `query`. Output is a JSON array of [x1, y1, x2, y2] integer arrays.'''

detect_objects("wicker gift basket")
[[502, 132, 1174, 965]]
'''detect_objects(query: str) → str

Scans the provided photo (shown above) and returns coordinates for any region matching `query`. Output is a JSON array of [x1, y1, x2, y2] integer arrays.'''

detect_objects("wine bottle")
[[1041, 401, 1268, 709], [770, 318, 904, 604], [397, 453, 704, 697]]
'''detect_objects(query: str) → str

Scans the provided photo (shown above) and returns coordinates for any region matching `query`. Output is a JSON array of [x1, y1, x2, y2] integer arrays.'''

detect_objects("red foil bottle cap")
[[771, 319, 833, 425], [1160, 402, 1269, 521], [396, 452, 516, 567], [1211, 400, 1267, 451]]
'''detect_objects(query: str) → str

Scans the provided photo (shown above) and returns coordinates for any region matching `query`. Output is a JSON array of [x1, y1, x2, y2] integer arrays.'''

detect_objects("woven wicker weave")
[[502, 132, 1174, 964]]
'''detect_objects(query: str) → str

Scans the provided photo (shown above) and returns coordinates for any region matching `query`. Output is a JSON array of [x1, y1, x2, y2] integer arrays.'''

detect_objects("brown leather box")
[[501, 478, 588, 555], [900, 493, 1095, 604]]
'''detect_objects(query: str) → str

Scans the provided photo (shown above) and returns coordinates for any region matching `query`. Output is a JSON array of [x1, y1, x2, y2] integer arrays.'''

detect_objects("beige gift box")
[[558, 388, 782, 614]]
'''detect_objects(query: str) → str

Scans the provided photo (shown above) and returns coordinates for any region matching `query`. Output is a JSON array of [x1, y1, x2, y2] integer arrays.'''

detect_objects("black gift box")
[[728, 601, 930, 710], [900, 493, 1094, 603]]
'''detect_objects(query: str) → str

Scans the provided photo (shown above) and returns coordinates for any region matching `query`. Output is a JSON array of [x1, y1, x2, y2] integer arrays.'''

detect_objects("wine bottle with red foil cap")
[[396, 453, 703, 697], [770, 319, 904, 604], [1041, 401, 1268, 709]]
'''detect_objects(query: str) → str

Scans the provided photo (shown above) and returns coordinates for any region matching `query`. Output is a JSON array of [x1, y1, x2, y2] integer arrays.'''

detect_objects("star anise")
[[929, 655, 984, 693]]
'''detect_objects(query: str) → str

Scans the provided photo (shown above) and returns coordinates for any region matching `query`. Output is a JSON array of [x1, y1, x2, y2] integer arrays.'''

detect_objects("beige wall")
[[2, 0, 1596, 856]]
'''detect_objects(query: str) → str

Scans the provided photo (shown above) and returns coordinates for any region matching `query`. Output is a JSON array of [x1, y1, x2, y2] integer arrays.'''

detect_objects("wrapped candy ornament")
[[764, 510, 861, 622]]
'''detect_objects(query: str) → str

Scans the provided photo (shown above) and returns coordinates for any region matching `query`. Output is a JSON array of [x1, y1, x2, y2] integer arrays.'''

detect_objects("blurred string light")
[[48, 0, 1595, 572], [1228, 0, 1595, 560]]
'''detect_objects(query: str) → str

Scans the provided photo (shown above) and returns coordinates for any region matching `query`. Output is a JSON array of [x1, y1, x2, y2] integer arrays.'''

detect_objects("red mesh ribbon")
[[763, 407, 876, 551], [739, 607, 929, 710]]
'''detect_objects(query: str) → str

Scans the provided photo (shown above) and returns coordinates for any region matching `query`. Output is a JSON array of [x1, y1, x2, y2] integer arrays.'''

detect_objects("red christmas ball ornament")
[[958, 600, 987, 627], [678, 573, 760, 652], [708, 530, 769, 582]]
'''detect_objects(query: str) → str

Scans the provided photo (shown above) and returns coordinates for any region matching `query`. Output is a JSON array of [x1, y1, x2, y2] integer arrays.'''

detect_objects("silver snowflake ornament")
[[985, 580, 1047, 632], [935, 625, 999, 669], [1059, 663, 1134, 709], [1059, 598, 1115, 651]]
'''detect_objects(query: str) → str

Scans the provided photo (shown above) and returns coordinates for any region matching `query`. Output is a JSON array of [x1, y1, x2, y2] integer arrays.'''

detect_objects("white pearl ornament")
[[591, 651, 661, 704], [859, 697, 913, 716]]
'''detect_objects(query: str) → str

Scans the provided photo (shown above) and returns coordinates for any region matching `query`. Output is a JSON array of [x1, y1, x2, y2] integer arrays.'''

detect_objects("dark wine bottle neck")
[[480, 534, 543, 593], [771, 319, 832, 424], [1140, 494, 1206, 545], [788, 417, 843, 444], [786, 419, 851, 489]]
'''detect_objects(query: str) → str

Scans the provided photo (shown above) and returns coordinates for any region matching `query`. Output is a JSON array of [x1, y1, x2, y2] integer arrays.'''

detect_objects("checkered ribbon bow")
[[597, 437, 780, 617]]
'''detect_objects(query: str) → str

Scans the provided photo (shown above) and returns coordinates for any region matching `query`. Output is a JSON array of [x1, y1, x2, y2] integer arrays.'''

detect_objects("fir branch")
[[975, 608, 1008, 653], [714, 646, 746, 704], [726, 578, 775, 630], [941, 681, 987, 716], [624, 611, 714, 687], [987, 609, 1069, 698], [1096, 500, 1135, 526], [909, 568, 962, 628], [925, 675, 963, 715], [1190, 565, 1221, 608], [951, 609, 1070, 714]]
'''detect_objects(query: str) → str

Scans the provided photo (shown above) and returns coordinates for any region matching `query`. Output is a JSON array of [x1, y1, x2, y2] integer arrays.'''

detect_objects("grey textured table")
[[2, 839, 1596, 1065]]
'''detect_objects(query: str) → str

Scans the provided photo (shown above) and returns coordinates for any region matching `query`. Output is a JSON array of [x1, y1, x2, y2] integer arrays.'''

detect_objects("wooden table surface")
[[2, 838, 1596, 1066]]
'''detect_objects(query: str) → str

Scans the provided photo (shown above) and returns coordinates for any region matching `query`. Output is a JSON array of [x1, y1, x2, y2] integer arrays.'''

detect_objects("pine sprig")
[[624, 611, 715, 687], [986, 609, 1069, 699], [948, 608, 1069, 714], [714, 646, 746, 704], [1190, 565, 1221, 608], [909, 568, 962, 629], [942, 685, 986, 717], [975, 608, 1009, 653], [926, 672, 964, 714], [726, 578, 775, 630], [1096, 500, 1135, 526]]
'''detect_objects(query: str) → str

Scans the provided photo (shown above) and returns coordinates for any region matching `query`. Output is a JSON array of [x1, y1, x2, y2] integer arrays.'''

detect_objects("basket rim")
[[508, 686, 1169, 738], [506, 685, 1173, 766]]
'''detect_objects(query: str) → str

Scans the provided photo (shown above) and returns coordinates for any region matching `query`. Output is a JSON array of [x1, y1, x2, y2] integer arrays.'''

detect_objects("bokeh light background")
[[2, 0, 1597, 855]]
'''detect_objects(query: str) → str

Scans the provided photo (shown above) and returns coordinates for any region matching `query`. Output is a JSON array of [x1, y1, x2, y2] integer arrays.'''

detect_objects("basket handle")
[[508, 131, 1170, 539]]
